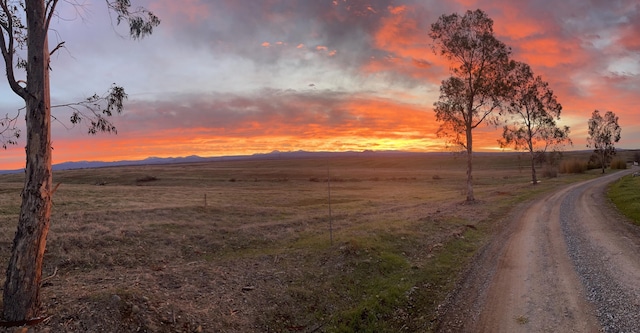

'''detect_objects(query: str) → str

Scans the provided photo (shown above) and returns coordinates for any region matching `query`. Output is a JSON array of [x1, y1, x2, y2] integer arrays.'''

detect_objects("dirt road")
[[436, 168, 640, 332]]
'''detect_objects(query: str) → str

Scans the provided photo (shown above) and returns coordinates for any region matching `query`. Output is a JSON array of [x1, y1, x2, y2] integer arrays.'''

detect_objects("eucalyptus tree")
[[0, 0, 159, 322], [430, 9, 511, 202], [587, 110, 622, 174], [499, 61, 570, 184]]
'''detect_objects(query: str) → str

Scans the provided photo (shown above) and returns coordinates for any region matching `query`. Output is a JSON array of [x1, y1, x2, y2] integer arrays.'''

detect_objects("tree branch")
[[49, 41, 65, 56], [57, 84, 128, 135], [45, 0, 60, 36], [105, 0, 160, 40], [0, 1, 27, 99], [0, 110, 21, 149]]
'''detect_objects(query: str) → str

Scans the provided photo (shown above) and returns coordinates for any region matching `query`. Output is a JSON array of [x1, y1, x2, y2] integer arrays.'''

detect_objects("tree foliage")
[[0, 0, 159, 150], [107, 0, 160, 40], [499, 61, 570, 184], [430, 9, 511, 201], [587, 110, 621, 174], [67, 84, 128, 134], [0, 0, 159, 322], [0, 111, 20, 148]]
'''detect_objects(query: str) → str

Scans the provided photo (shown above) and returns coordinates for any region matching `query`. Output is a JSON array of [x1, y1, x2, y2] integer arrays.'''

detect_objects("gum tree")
[[499, 61, 570, 184], [587, 110, 621, 174], [430, 9, 511, 202], [0, 0, 159, 322]]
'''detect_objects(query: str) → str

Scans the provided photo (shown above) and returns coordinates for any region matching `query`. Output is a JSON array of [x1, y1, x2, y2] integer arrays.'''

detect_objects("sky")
[[0, 0, 639, 169]]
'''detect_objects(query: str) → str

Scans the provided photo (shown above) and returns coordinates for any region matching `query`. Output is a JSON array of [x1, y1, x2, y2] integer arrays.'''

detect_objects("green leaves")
[[67, 84, 128, 135], [430, 9, 511, 142], [500, 60, 569, 153], [107, 0, 161, 40], [587, 110, 621, 149], [587, 110, 621, 171], [429, 9, 509, 81]]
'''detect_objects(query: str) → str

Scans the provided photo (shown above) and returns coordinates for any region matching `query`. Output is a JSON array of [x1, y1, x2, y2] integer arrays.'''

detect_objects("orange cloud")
[[365, 5, 449, 82], [374, 7, 422, 56], [620, 25, 640, 51], [490, 2, 546, 40], [516, 37, 585, 68], [0, 93, 515, 171], [388, 5, 407, 15], [54, 95, 450, 165]]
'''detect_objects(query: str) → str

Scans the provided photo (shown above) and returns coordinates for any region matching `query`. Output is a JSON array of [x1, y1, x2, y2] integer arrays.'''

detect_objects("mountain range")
[[0, 150, 434, 174]]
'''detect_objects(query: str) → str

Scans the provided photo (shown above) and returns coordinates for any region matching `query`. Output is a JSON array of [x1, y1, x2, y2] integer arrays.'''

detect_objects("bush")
[[136, 175, 158, 183], [610, 158, 627, 170], [559, 159, 587, 174], [542, 165, 558, 178], [587, 159, 601, 170]]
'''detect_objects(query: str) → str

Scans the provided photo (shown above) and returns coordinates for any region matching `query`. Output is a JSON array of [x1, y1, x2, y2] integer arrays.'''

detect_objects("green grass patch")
[[608, 174, 640, 224], [315, 226, 484, 332]]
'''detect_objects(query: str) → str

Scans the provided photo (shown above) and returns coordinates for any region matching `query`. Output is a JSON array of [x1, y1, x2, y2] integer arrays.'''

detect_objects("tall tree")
[[0, 0, 159, 322], [499, 61, 570, 184], [430, 9, 511, 202], [587, 110, 621, 174]]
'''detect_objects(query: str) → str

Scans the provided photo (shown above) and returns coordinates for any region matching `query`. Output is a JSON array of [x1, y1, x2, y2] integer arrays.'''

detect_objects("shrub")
[[136, 175, 158, 183], [610, 158, 627, 170], [542, 165, 558, 178], [559, 159, 587, 174], [587, 159, 601, 170], [432, 175, 442, 180]]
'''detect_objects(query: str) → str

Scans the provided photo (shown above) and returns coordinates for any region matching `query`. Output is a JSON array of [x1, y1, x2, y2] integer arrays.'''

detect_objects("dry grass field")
[[0, 152, 604, 332]]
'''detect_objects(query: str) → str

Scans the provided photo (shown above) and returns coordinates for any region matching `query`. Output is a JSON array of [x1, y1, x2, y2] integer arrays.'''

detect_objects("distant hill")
[[0, 155, 213, 174], [0, 150, 432, 174], [1, 149, 611, 175]]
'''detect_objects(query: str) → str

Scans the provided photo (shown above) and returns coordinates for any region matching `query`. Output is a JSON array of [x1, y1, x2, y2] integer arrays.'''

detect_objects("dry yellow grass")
[[0, 153, 598, 332]]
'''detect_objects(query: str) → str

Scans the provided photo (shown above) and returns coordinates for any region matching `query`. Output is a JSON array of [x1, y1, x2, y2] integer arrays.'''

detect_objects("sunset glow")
[[1, 0, 639, 170]]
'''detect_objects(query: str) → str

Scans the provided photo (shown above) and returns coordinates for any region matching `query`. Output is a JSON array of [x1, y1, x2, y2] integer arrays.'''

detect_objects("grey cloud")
[[119, 88, 358, 136]]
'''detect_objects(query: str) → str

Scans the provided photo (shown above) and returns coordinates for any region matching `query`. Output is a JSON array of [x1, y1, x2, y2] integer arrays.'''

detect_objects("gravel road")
[[435, 168, 639, 332]]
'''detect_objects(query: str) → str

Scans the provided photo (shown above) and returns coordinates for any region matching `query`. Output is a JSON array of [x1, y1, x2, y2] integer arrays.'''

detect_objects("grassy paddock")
[[608, 173, 640, 225], [0, 153, 598, 332]]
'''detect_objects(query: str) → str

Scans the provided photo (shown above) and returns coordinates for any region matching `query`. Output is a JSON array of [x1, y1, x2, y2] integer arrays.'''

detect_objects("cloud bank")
[[0, 0, 638, 168]]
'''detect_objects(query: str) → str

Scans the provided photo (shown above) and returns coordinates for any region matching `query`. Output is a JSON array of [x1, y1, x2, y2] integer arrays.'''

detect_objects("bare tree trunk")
[[530, 150, 538, 185], [465, 126, 474, 202], [3, 0, 52, 321]]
